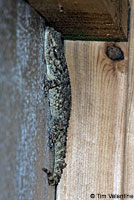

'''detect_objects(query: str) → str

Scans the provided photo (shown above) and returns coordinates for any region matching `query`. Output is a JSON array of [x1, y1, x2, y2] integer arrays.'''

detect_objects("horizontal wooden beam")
[[28, 0, 129, 41]]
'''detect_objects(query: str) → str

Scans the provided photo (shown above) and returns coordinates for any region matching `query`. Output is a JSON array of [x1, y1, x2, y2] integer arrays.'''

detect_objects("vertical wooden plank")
[[57, 41, 128, 199], [124, 1, 134, 194], [0, 0, 55, 199]]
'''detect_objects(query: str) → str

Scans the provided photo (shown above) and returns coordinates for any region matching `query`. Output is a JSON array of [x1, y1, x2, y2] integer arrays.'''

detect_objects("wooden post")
[[56, 41, 128, 199], [124, 0, 134, 194], [0, 0, 55, 199]]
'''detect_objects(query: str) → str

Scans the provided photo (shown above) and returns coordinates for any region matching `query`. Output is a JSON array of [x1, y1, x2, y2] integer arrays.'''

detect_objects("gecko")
[[42, 27, 71, 186]]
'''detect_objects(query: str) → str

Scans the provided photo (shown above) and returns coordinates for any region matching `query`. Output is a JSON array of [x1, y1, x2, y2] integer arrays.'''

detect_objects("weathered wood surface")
[[1, 0, 133, 200], [124, 0, 134, 194], [0, 0, 55, 199], [28, 0, 129, 41], [57, 41, 128, 199]]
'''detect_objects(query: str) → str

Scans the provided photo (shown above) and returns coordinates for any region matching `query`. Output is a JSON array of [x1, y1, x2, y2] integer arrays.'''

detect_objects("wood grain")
[[0, 1, 131, 199], [28, 0, 128, 41], [124, 0, 134, 194], [57, 41, 128, 199]]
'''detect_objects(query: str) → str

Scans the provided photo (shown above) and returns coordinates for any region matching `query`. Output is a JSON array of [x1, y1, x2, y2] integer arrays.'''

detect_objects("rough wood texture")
[[0, 0, 132, 199], [57, 41, 128, 199], [0, 0, 55, 199], [28, 0, 129, 41], [124, 0, 134, 194]]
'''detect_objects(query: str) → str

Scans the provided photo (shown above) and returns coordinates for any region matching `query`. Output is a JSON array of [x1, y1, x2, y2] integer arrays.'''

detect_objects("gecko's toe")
[[42, 168, 52, 177]]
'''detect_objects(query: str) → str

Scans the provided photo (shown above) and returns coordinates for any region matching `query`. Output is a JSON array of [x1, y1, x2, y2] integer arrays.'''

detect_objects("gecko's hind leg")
[[42, 168, 59, 186]]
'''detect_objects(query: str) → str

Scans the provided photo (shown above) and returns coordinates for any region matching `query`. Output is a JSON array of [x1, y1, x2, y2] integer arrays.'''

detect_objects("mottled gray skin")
[[42, 27, 71, 186]]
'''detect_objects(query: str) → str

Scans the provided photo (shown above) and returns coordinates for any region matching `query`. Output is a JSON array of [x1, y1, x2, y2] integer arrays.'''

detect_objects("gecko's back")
[[42, 27, 71, 186]]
